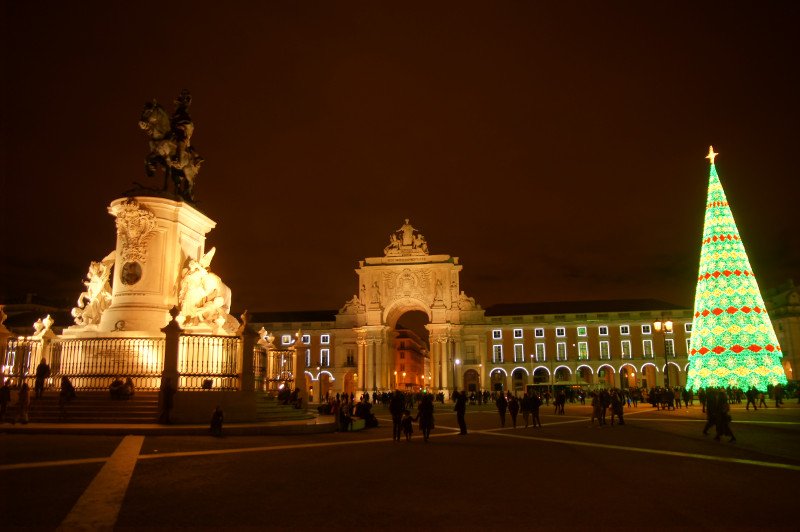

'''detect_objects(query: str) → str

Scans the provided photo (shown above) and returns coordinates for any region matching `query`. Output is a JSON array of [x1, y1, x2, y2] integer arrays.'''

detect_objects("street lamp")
[[402, 371, 406, 389], [453, 358, 461, 391], [393, 370, 397, 390], [654, 318, 674, 388]]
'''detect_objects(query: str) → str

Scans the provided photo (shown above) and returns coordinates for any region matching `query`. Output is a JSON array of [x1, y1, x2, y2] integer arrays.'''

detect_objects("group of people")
[[589, 388, 626, 426], [109, 377, 135, 400], [0, 374, 76, 424], [389, 390, 435, 442], [494, 390, 544, 428]]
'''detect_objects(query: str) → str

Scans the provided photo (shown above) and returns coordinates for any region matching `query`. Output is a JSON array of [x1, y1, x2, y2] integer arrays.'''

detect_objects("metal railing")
[[178, 334, 240, 391], [1, 338, 42, 386], [253, 344, 267, 391]]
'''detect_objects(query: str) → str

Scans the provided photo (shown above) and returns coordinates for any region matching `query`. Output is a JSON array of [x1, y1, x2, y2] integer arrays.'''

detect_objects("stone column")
[[238, 315, 257, 393], [356, 338, 367, 395]]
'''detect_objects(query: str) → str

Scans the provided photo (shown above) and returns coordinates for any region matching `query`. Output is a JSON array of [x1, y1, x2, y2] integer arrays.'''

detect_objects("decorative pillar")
[[99, 196, 217, 334], [238, 312, 257, 393], [160, 307, 182, 387], [357, 339, 367, 394]]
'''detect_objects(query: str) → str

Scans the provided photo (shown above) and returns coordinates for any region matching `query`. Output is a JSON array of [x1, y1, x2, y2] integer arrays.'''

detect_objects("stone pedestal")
[[98, 196, 217, 334]]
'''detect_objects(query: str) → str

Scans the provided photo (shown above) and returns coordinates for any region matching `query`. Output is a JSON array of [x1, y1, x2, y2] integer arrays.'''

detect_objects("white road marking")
[[57, 435, 144, 531]]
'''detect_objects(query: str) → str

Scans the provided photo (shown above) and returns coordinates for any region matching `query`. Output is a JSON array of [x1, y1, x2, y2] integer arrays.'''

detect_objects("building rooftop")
[[484, 299, 687, 317]]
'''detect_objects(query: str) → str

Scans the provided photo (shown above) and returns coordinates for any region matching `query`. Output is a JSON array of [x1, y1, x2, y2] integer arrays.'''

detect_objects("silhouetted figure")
[[34, 358, 50, 399], [159, 377, 176, 424], [210, 405, 224, 437]]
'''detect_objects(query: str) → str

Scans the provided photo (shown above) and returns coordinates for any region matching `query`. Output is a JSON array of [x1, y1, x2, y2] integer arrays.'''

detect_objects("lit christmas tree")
[[687, 147, 788, 391]]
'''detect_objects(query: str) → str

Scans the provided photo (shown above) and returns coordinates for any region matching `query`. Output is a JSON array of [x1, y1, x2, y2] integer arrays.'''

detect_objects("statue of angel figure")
[[178, 248, 237, 332], [72, 252, 115, 326]]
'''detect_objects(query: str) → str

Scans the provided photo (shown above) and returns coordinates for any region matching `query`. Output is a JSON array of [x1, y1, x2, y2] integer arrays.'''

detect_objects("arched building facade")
[[250, 220, 698, 401]]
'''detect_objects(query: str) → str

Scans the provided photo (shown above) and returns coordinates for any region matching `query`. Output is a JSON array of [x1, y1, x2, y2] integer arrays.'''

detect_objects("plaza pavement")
[[2, 401, 799, 530]]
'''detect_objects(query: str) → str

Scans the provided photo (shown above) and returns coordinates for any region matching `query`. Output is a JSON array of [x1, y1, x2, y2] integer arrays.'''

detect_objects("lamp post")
[[653, 317, 674, 388], [393, 370, 397, 390], [453, 358, 461, 392], [530, 354, 535, 393], [402, 371, 406, 390]]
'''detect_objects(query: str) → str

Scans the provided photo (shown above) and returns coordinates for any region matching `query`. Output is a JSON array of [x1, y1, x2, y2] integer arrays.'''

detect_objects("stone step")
[[4, 391, 160, 424]]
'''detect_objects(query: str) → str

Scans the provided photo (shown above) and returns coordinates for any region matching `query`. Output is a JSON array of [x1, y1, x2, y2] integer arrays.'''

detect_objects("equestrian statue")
[[139, 89, 203, 202]]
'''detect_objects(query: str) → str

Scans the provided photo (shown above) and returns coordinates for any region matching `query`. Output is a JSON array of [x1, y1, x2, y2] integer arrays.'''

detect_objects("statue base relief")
[[97, 196, 218, 335]]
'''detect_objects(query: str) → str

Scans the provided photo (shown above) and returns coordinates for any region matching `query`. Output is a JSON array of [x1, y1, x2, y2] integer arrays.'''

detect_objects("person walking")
[[714, 390, 736, 443], [453, 390, 468, 435], [508, 394, 519, 429], [610, 390, 625, 426], [702, 388, 718, 436], [531, 392, 542, 427], [210, 405, 224, 437], [745, 387, 758, 411], [496, 392, 508, 428], [34, 358, 51, 399]]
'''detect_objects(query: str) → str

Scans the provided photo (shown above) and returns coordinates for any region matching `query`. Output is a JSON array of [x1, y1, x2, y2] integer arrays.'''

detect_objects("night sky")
[[2, 2, 798, 317]]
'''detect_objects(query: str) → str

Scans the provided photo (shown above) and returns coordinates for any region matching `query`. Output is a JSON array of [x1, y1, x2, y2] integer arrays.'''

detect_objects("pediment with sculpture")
[[384, 219, 429, 256]]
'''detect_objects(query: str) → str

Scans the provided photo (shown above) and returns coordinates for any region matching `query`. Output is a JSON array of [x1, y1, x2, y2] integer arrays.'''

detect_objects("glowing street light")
[[654, 318, 674, 387]]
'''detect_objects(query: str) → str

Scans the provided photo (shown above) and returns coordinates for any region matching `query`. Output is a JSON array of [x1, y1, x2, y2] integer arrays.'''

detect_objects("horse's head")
[[139, 99, 169, 136]]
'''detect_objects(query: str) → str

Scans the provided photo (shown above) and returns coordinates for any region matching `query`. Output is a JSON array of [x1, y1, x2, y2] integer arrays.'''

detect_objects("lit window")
[[684, 323, 693, 333], [534, 328, 545, 338], [535, 343, 546, 361], [598, 326, 609, 336], [320, 334, 330, 344], [642, 325, 652, 335], [492, 345, 503, 363], [305, 349, 311, 366], [556, 327, 566, 337], [599, 341, 610, 359], [621, 340, 631, 359], [513, 328, 523, 339], [281, 334, 292, 345], [686, 339, 691, 353], [665, 339, 675, 357], [513, 344, 524, 362], [492, 329, 502, 340], [578, 342, 589, 360], [643, 340, 653, 357], [577, 326, 587, 337], [320, 348, 330, 366], [620, 325, 630, 335], [301, 334, 310, 344], [556, 342, 567, 361]]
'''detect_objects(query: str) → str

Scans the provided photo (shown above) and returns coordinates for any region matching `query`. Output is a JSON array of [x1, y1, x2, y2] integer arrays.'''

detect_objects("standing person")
[[34, 358, 51, 399], [0, 379, 11, 423], [14, 383, 31, 424], [698, 388, 707, 413], [496, 392, 508, 428], [774, 384, 783, 408], [159, 377, 176, 424], [590, 392, 602, 426], [521, 392, 533, 428], [389, 390, 405, 442], [401, 410, 414, 441], [416, 393, 435, 442], [58, 376, 76, 419], [531, 392, 542, 427], [454, 390, 467, 435], [702, 388, 718, 436], [508, 394, 519, 429], [210, 405, 224, 437], [610, 390, 625, 426]]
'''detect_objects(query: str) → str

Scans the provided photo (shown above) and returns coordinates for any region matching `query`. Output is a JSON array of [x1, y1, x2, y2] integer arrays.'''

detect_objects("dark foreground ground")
[[2, 401, 799, 530]]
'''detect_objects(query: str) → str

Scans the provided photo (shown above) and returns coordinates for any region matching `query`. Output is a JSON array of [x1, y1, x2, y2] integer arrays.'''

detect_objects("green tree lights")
[[687, 147, 788, 391]]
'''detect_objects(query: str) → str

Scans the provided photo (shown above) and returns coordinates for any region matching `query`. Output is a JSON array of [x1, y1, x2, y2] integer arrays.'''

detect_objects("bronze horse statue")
[[139, 93, 203, 202]]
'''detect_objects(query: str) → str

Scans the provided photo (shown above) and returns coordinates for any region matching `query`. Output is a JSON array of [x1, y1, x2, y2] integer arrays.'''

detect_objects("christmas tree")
[[687, 147, 788, 391]]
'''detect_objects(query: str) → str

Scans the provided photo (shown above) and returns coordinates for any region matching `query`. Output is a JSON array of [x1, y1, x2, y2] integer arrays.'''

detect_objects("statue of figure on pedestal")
[[370, 281, 382, 306], [71, 252, 115, 326], [139, 89, 204, 202], [383, 219, 430, 256]]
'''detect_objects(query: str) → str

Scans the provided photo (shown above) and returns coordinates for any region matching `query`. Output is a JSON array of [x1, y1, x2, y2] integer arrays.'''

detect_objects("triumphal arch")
[[332, 219, 484, 394]]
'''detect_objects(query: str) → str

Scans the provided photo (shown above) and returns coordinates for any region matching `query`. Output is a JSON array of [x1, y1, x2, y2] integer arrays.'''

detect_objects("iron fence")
[[1, 337, 42, 387], [178, 334, 240, 391], [253, 344, 267, 391]]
